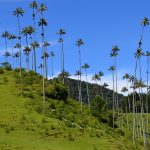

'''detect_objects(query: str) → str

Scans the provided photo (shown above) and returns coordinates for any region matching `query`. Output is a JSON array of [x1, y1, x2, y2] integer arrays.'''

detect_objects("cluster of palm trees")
[[118, 17, 150, 146]]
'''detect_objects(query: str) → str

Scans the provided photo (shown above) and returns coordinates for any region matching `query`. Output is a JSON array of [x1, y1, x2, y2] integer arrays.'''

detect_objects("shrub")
[[67, 132, 75, 141], [1, 62, 12, 71], [0, 68, 4, 74], [45, 83, 68, 102], [91, 95, 106, 117], [3, 77, 8, 83], [42, 117, 48, 123], [5, 127, 10, 133]]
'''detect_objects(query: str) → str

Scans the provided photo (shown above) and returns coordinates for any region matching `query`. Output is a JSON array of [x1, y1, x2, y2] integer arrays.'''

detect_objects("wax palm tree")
[[41, 51, 49, 80], [121, 86, 129, 129], [134, 48, 146, 145], [110, 45, 120, 113], [57, 29, 66, 84], [82, 63, 90, 107], [4, 52, 11, 62], [1, 31, 10, 62], [43, 41, 50, 79], [140, 17, 149, 43], [30, 1, 38, 70], [8, 34, 17, 68], [22, 26, 30, 45], [75, 70, 82, 103], [38, 63, 43, 75], [76, 39, 84, 110], [13, 8, 24, 81], [50, 51, 55, 79], [14, 43, 21, 68], [38, 3, 48, 115], [30, 41, 40, 72], [23, 46, 31, 71], [28, 26, 35, 70], [123, 73, 131, 112], [14, 52, 20, 68], [102, 82, 109, 103], [98, 71, 104, 98], [38, 3, 48, 16], [145, 51, 150, 134], [92, 73, 101, 95], [108, 65, 115, 128]]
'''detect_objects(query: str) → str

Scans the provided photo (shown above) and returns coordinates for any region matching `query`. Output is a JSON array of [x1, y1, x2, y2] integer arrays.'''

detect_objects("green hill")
[[0, 69, 144, 150], [66, 78, 123, 108]]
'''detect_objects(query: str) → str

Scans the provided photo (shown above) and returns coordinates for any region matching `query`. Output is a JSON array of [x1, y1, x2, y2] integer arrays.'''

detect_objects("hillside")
[[0, 69, 144, 150], [66, 78, 123, 108]]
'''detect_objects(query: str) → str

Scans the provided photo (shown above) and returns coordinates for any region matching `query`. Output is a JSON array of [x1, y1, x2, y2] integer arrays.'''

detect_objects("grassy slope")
[[0, 70, 144, 150]]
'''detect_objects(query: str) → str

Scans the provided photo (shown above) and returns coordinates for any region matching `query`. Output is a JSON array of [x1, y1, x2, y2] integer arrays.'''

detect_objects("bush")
[[91, 96, 106, 117], [45, 83, 68, 102], [1, 62, 12, 71], [67, 132, 75, 141], [3, 77, 8, 83], [0, 68, 4, 74]]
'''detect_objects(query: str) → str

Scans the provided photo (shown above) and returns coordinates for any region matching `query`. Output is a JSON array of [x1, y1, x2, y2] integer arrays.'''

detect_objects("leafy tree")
[[45, 83, 68, 102]]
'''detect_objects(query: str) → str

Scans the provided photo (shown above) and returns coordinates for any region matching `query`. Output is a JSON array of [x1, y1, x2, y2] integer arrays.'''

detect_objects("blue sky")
[[0, 0, 150, 92]]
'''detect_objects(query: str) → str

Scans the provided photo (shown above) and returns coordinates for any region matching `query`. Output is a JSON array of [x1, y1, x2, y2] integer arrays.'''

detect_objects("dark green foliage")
[[0, 68, 4, 74], [66, 78, 123, 109], [45, 83, 68, 102], [91, 96, 106, 117], [91, 96, 116, 127], [67, 132, 75, 141], [1, 62, 12, 71], [3, 77, 8, 83]]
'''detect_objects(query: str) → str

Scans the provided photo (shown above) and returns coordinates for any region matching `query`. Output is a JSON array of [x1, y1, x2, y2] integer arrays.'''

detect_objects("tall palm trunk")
[[132, 58, 138, 144], [11, 39, 14, 68], [41, 15, 46, 115], [51, 56, 54, 79], [85, 69, 90, 107], [78, 47, 82, 111], [32, 7, 37, 72], [146, 55, 149, 134], [61, 40, 65, 84], [5, 37, 8, 62], [17, 16, 22, 95], [112, 69, 115, 129], [138, 58, 146, 146]]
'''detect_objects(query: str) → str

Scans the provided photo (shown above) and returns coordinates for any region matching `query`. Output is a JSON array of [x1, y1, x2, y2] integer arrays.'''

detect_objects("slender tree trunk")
[[33, 8, 37, 72], [78, 47, 82, 111], [17, 16, 22, 96], [62, 40, 65, 84], [34, 47, 36, 72], [5, 37, 8, 62], [51, 57, 54, 79], [126, 104, 129, 130], [112, 70, 115, 129], [146, 55, 149, 134], [41, 13, 46, 115], [138, 58, 146, 146], [132, 58, 138, 144], [85, 69, 90, 107], [12, 39, 14, 68]]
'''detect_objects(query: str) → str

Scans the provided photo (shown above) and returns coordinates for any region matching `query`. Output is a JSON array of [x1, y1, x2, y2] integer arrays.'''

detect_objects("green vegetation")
[[0, 68, 145, 150]]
